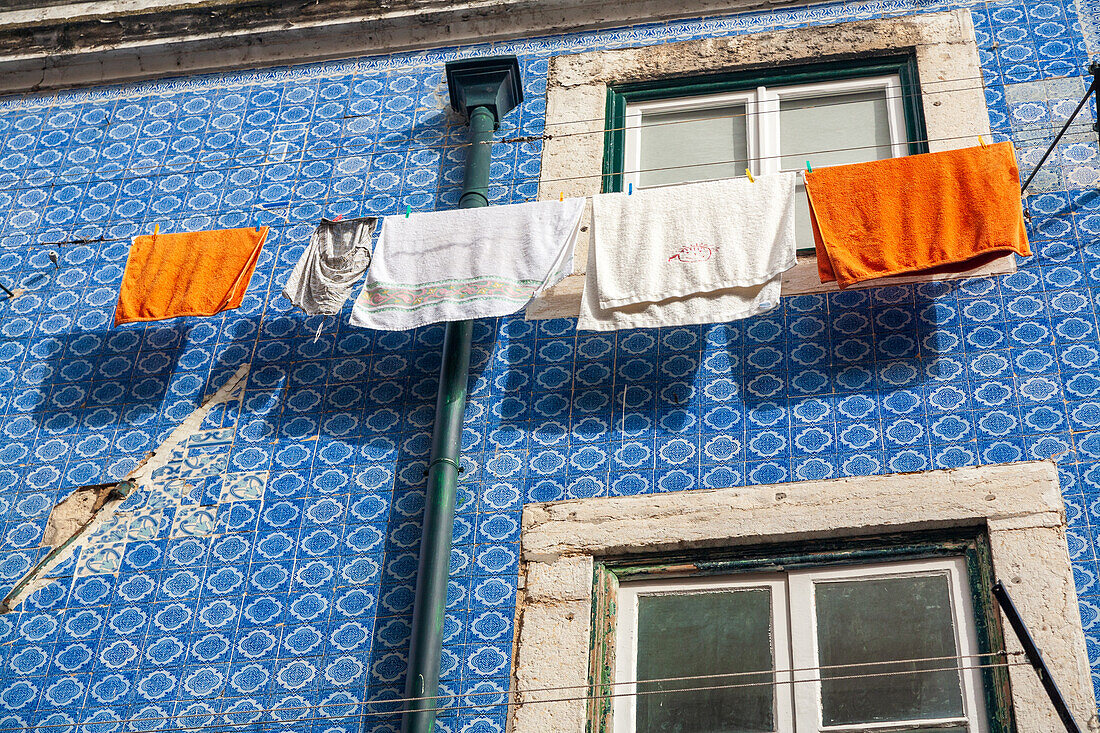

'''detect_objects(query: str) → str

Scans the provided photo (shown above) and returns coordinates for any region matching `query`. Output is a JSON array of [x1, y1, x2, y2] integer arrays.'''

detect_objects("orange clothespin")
[[153, 224, 159, 238], [746, 168, 756, 183], [559, 192, 564, 202]]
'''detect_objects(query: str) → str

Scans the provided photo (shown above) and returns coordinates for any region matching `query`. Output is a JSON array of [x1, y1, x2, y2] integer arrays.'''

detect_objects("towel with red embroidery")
[[580, 174, 797, 331]]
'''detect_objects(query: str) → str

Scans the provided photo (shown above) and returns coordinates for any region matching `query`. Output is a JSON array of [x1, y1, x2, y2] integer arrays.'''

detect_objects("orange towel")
[[114, 226, 268, 326], [805, 142, 1030, 289]]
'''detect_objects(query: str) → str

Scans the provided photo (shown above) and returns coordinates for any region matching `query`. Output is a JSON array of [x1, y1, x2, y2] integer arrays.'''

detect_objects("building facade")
[[0, 0, 1096, 731]]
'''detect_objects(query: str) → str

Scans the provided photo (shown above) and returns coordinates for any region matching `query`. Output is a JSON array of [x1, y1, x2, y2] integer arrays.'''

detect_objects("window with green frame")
[[588, 529, 1013, 733], [602, 56, 928, 253]]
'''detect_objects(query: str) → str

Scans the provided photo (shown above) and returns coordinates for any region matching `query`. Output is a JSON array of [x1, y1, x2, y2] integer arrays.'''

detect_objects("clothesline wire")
[[7, 117, 1093, 247], [509, 125, 1095, 187], [0, 71, 1086, 194], [0, 78, 1091, 216], [489, 73, 1083, 143], [1, 115, 1089, 251], [340, 69, 1077, 128], [0, 654, 1033, 732]]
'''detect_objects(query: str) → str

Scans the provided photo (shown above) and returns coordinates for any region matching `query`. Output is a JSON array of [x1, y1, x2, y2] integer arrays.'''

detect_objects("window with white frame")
[[614, 558, 989, 733], [527, 16, 1008, 317], [621, 71, 911, 252]]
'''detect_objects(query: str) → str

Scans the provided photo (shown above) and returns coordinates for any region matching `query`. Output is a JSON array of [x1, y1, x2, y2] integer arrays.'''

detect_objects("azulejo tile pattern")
[[0, 0, 1093, 730]]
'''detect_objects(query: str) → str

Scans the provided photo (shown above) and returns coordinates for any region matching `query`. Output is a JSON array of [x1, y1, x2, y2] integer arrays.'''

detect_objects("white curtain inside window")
[[780, 89, 894, 250], [779, 89, 894, 170], [639, 105, 748, 188]]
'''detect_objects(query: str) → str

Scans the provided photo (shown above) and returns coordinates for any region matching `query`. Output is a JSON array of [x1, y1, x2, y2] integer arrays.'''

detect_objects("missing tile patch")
[[0, 364, 250, 613], [40, 483, 124, 548], [0, 480, 135, 613]]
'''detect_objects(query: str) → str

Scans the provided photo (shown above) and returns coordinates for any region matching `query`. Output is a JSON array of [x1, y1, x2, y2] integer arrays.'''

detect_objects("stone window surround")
[[526, 8, 1016, 320], [510, 462, 1097, 732]]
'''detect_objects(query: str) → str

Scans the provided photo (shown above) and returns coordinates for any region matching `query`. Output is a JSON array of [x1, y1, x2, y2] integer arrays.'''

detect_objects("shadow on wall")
[[473, 282, 970, 499], [0, 294, 509, 483], [347, 284, 979, 732], [0, 250, 1025, 732]]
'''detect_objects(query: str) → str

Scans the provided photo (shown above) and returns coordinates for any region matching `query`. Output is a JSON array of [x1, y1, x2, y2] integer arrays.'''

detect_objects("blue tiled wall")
[[0, 0, 1094, 730]]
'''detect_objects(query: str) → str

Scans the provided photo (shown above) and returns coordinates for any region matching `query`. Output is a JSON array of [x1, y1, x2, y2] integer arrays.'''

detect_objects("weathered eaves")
[[0, 0, 811, 94]]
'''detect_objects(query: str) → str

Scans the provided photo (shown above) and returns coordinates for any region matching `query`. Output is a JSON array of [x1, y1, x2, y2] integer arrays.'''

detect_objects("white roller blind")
[[779, 89, 894, 170], [638, 105, 748, 188], [779, 89, 895, 250]]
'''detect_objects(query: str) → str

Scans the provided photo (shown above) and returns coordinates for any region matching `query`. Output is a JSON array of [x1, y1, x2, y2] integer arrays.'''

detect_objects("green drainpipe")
[[401, 56, 524, 733]]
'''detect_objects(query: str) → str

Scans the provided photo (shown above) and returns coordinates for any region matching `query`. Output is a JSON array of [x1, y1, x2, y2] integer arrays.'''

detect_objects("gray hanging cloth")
[[282, 217, 377, 315]]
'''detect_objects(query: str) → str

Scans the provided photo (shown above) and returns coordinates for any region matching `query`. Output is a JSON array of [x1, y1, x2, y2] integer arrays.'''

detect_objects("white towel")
[[351, 198, 585, 331], [579, 174, 797, 331], [282, 217, 377, 316]]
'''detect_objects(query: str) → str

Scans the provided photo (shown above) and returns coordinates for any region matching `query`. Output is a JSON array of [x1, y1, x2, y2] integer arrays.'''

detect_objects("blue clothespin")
[[806, 162, 813, 173], [628, 183, 633, 195]]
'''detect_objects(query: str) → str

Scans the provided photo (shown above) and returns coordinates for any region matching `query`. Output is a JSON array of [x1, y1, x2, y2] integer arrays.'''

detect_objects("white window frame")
[[622, 74, 908, 190], [614, 557, 989, 733], [614, 573, 793, 733], [622, 89, 758, 189], [789, 558, 988, 733]]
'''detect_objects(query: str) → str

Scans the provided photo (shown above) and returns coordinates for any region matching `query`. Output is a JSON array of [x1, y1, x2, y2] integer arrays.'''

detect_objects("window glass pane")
[[638, 105, 748, 188], [779, 89, 894, 171], [815, 573, 965, 726], [636, 588, 774, 733]]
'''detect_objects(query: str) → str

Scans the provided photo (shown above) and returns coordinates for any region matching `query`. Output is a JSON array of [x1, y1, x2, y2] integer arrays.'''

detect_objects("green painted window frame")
[[601, 54, 928, 193], [587, 527, 1014, 733]]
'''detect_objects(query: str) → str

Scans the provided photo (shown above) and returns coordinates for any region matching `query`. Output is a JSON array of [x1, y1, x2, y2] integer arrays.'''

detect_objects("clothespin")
[[746, 168, 756, 183], [48, 252, 59, 270], [559, 192, 564, 202], [628, 183, 633, 195], [806, 162, 813, 173], [979, 135, 988, 147], [153, 223, 159, 237], [405, 205, 411, 218], [333, 214, 343, 222]]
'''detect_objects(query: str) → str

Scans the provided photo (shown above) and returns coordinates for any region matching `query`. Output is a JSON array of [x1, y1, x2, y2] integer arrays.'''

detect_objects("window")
[[592, 530, 1015, 733], [608, 57, 925, 252], [513, 463, 1094, 733], [529, 12, 1012, 317], [615, 558, 990, 733]]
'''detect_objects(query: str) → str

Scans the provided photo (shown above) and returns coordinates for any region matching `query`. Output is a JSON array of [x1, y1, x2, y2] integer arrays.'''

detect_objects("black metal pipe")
[[1021, 66, 1099, 194], [992, 580, 1084, 733]]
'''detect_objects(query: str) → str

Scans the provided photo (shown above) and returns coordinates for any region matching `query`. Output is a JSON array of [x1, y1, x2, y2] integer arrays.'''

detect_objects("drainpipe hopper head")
[[445, 55, 524, 128]]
